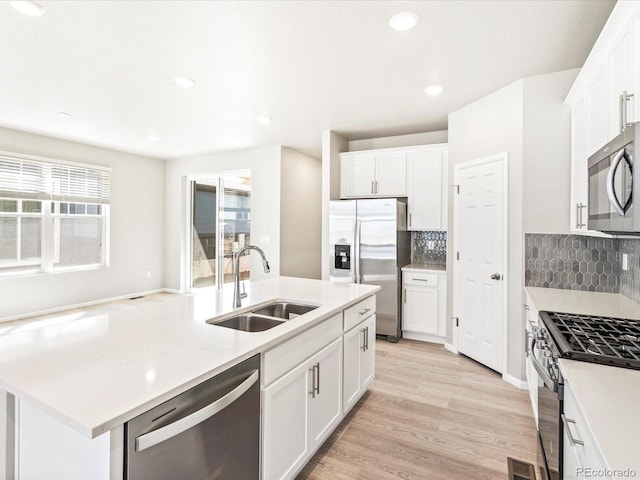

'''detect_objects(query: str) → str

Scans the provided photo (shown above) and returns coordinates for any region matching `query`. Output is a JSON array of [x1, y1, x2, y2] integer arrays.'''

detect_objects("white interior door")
[[453, 154, 506, 373]]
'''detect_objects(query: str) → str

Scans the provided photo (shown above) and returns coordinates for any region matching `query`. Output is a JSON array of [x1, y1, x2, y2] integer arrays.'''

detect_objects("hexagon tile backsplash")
[[525, 234, 640, 303]]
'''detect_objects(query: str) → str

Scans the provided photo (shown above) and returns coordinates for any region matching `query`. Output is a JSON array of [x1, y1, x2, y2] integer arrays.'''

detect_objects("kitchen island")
[[0, 276, 379, 480]]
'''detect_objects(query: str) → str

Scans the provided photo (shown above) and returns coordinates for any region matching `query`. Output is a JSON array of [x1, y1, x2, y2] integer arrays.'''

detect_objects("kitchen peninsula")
[[0, 276, 379, 479]]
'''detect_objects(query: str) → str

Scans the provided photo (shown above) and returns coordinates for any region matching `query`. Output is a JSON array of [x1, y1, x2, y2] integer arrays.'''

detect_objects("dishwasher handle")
[[135, 369, 259, 452]]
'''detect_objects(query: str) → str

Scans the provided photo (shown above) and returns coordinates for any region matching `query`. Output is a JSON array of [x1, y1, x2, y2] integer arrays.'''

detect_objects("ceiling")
[[0, 0, 615, 160]]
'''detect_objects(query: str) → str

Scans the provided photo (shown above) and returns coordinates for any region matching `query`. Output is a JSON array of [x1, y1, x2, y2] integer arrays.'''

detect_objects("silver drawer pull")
[[412, 278, 429, 282], [358, 308, 371, 315], [561, 414, 584, 446]]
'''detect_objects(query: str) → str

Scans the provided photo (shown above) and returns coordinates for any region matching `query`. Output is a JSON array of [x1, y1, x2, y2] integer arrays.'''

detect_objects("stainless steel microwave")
[[588, 122, 638, 234]]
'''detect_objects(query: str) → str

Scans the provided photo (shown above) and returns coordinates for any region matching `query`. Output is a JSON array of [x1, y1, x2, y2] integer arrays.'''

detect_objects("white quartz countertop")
[[0, 276, 379, 438], [559, 359, 640, 479], [402, 264, 447, 273], [525, 286, 640, 320], [525, 287, 640, 478]]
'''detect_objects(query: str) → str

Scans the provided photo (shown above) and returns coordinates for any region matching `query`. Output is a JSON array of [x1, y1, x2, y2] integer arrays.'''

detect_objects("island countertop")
[[0, 276, 379, 438]]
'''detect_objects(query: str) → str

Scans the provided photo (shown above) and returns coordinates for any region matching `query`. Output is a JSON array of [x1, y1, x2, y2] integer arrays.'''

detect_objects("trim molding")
[[502, 374, 527, 390], [403, 331, 445, 344], [444, 342, 458, 354]]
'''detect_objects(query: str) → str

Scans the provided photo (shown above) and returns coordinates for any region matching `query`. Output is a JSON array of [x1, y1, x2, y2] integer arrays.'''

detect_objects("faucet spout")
[[233, 245, 270, 308]]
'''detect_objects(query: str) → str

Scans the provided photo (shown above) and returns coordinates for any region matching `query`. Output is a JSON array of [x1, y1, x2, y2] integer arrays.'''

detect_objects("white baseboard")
[[0, 288, 170, 324], [503, 373, 527, 390], [162, 288, 184, 294], [402, 331, 445, 344], [444, 342, 458, 354]]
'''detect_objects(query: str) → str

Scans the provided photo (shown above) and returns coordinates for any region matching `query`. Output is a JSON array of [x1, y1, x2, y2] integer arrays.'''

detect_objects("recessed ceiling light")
[[146, 135, 159, 142], [389, 12, 419, 31], [57, 112, 72, 118], [10, 1, 45, 17], [424, 84, 444, 96], [173, 77, 195, 89], [257, 116, 272, 125]]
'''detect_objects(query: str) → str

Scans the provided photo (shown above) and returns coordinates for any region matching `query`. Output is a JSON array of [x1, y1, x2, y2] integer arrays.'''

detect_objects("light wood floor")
[[298, 339, 539, 480]]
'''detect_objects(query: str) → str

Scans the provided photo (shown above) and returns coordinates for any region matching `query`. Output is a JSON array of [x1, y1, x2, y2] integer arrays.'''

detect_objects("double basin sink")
[[207, 301, 318, 332]]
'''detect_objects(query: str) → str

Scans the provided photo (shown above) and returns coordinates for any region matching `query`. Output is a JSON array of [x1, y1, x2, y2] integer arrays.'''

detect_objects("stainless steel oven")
[[588, 122, 638, 233], [530, 322, 562, 480]]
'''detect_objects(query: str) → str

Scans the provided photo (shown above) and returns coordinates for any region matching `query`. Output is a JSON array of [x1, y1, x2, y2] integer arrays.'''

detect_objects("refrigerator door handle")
[[354, 219, 361, 283]]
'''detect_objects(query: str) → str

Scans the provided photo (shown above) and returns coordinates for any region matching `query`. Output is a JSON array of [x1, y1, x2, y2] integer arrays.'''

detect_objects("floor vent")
[[507, 457, 537, 480]]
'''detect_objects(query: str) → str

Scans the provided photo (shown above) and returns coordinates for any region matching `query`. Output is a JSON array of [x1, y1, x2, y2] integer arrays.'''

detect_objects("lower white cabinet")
[[524, 295, 539, 423], [343, 315, 375, 413], [562, 379, 607, 479], [402, 269, 447, 341], [262, 338, 343, 480]]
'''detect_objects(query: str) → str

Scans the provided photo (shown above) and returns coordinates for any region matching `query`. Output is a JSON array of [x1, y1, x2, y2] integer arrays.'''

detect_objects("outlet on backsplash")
[[411, 231, 446, 266]]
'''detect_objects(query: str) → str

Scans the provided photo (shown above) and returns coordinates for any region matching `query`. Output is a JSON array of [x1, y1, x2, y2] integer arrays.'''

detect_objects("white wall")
[[321, 131, 348, 280], [448, 80, 525, 381], [348, 130, 448, 151], [523, 69, 578, 234], [164, 146, 281, 291], [0, 127, 165, 321], [280, 148, 322, 279]]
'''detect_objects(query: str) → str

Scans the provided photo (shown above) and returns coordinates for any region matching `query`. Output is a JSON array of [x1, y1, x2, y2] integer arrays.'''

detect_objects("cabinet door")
[[375, 152, 407, 196], [308, 339, 342, 448], [407, 149, 443, 230], [570, 96, 589, 233], [262, 362, 309, 480], [341, 155, 375, 198], [609, 26, 636, 137], [563, 427, 581, 480], [342, 324, 363, 412], [403, 284, 438, 335], [586, 66, 610, 155], [360, 316, 376, 389]]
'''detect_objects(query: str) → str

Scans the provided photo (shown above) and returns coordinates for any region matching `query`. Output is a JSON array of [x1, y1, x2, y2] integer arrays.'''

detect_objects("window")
[[190, 172, 250, 289], [0, 152, 110, 275]]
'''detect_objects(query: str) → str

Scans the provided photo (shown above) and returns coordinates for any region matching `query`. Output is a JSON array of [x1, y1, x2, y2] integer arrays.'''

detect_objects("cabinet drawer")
[[344, 296, 376, 332], [263, 313, 342, 386], [563, 381, 607, 472], [403, 272, 439, 286]]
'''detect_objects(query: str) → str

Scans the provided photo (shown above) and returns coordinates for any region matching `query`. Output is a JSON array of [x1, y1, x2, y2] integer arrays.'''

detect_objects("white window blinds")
[[0, 153, 111, 204]]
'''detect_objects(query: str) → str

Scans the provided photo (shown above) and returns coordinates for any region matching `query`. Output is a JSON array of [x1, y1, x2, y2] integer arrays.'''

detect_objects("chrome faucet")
[[233, 245, 270, 307]]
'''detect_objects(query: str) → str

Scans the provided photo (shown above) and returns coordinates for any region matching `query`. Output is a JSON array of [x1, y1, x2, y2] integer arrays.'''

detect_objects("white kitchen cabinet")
[[609, 25, 636, 138], [340, 150, 406, 198], [523, 293, 539, 423], [343, 315, 375, 413], [562, 379, 608, 479], [585, 66, 610, 156], [263, 338, 342, 480], [569, 95, 589, 233], [402, 269, 447, 342], [406, 146, 448, 230]]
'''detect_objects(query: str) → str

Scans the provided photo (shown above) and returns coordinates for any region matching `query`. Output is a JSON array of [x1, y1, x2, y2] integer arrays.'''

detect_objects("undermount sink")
[[209, 314, 284, 332], [250, 301, 318, 320], [207, 301, 319, 332]]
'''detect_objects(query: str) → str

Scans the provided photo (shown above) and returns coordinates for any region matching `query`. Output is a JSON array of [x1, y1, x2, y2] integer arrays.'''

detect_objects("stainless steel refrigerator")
[[329, 198, 410, 342]]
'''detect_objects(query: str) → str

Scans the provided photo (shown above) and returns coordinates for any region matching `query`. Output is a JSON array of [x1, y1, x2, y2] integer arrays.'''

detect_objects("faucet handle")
[[240, 281, 248, 299]]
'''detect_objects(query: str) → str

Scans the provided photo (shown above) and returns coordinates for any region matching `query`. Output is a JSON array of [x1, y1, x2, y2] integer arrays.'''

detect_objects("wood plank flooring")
[[297, 339, 539, 480]]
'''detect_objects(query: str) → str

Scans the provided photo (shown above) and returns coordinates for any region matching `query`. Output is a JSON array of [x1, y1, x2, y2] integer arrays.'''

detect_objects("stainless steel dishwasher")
[[125, 354, 260, 480]]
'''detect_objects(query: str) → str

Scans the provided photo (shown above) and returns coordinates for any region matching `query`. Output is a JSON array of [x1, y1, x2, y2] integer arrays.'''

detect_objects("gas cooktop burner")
[[539, 311, 640, 370]]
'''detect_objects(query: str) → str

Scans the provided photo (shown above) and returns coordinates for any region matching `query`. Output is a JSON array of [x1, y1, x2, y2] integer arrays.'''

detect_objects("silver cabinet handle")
[[135, 369, 259, 452], [490, 273, 501, 280], [562, 414, 584, 446], [309, 363, 320, 398], [409, 212, 412, 227], [316, 362, 320, 395], [576, 203, 586, 229], [358, 307, 371, 316], [374, 180, 378, 195], [621, 90, 634, 131], [361, 328, 367, 351], [371, 180, 375, 195], [365, 326, 369, 351], [606, 149, 629, 216], [620, 92, 625, 133], [412, 278, 429, 282]]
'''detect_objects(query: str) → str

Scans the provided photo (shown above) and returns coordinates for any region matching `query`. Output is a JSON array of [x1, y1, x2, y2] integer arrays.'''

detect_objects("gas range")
[[539, 311, 640, 370]]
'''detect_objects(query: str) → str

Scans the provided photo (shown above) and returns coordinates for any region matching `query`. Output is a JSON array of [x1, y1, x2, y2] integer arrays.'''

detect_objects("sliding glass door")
[[190, 172, 250, 289]]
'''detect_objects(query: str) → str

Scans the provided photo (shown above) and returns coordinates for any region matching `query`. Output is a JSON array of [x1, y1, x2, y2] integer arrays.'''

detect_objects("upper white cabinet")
[[406, 146, 448, 230], [565, 1, 640, 235], [341, 150, 406, 197], [340, 144, 448, 231]]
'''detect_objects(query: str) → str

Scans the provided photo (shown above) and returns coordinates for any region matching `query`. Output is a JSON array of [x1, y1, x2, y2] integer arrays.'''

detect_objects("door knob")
[[491, 273, 501, 280]]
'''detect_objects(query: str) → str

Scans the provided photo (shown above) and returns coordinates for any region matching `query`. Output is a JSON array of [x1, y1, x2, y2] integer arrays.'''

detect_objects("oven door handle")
[[606, 149, 630, 216], [529, 338, 557, 393]]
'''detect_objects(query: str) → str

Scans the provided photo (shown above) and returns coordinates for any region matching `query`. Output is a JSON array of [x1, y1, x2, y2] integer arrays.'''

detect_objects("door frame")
[[452, 152, 509, 375]]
